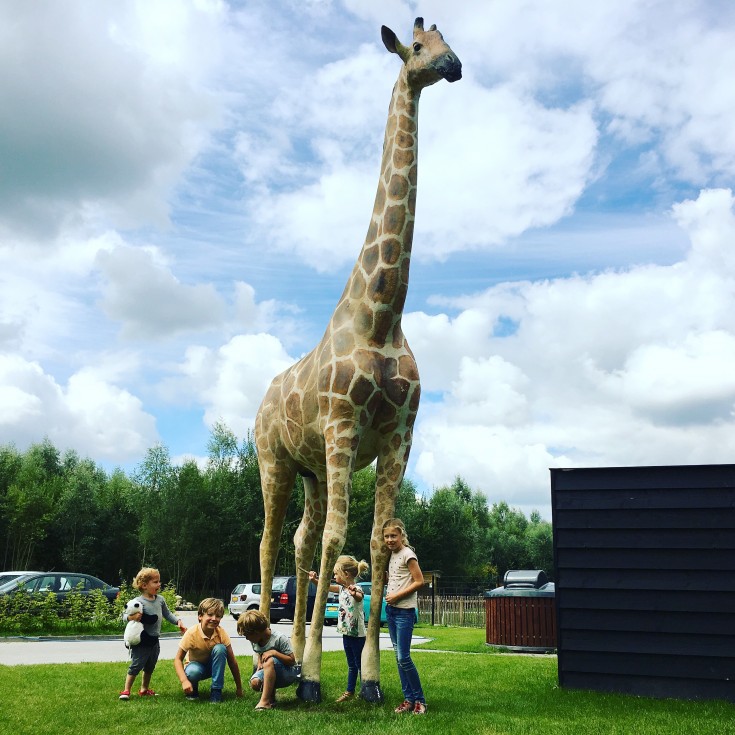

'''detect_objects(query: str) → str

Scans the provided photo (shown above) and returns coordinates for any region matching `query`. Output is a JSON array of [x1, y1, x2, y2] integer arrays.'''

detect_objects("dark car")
[[0, 570, 42, 587], [0, 572, 120, 604], [270, 575, 334, 623]]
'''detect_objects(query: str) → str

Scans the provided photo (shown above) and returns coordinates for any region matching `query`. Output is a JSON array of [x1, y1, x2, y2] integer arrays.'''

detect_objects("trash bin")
[[485, 570, 556, 652]]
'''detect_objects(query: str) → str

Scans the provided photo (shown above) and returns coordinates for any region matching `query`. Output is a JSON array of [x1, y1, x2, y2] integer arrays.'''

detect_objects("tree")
[[134, 443, 176, 568], [487, 501, 532, 584], [3, 440, 64, 569], [93, 468, 140, 585], [55, 452, 104, 570], [0, 444, 23, 569]]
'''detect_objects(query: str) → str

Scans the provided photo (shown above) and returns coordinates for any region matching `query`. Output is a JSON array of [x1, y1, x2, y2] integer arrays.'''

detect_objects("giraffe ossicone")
[[255, 17, 461, 704]]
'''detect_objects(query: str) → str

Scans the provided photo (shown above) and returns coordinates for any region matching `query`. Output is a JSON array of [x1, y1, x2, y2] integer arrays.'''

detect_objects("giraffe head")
[[381, 17, 462, 92]]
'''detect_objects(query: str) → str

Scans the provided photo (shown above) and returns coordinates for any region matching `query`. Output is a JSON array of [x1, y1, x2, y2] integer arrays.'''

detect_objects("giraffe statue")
[[255, 17, 461, 704]]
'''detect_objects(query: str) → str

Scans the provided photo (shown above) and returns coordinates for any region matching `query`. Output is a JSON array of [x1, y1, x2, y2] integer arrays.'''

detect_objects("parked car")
[[0, 571, 42, 587], [324, 581, 388, 626], [270, 575, 328, 623], [229, 582, 262, 620], [0, 572, 120, 604]]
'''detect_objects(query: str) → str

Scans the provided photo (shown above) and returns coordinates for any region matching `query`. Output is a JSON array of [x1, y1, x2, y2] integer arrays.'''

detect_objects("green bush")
[[0, 581, 181, 636]]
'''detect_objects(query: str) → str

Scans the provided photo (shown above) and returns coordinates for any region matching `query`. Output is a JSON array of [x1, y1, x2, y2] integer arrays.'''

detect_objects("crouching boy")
[[174, 598, 242, 703], [237, 609, 298, 710]]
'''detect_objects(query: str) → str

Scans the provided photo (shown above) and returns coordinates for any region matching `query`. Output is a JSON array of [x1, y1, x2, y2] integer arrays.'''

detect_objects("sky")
[[2, 0, 735, 520]]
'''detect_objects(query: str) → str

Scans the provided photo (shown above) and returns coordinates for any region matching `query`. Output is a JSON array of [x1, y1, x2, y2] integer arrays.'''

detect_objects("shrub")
[[0, 582, 180, 635]]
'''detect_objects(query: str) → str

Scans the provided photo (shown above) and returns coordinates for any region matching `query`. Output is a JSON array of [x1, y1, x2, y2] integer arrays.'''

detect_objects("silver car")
[[229, 582, 262, 620]]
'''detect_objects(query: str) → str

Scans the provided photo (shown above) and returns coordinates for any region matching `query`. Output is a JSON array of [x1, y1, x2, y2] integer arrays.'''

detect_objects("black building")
[[550, 464, 735, 703]]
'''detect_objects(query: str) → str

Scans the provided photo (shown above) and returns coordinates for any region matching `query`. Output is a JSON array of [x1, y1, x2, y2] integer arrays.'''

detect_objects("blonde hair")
[[334, 555, 369, 581], [132, 567, 160, 591], [382, 518, 413, 549], [198, 597, 225, 617], [237, 609, 268, 636]]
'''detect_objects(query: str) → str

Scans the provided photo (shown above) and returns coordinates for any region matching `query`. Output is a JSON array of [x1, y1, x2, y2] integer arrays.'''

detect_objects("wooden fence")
[[417, 594, 485, 628]]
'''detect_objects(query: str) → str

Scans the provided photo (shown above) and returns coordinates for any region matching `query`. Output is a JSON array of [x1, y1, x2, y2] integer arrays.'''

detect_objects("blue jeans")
[[184, 643, 226, 692], [250, 657, 298, 688], [386, 605, 424, 704], [342, 635, 365, 692]]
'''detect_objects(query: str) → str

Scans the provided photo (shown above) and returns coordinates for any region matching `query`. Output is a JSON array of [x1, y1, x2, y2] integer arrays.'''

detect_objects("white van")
[[229, 582, 262, 620]]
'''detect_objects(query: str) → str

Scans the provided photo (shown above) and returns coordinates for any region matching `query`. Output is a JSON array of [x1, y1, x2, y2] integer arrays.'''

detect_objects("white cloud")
[[408, 188, 735, 517], [244, 31, 598, 268], [593, 331, 735, 424], [0, 354, 156, 459], [167, 334, 295, 436], [2, 2, 735, 524], [0, 0, 230, 236], [449, 0, 735, 182], [96, 244, 226, 339], [417, 85, 598, 258]]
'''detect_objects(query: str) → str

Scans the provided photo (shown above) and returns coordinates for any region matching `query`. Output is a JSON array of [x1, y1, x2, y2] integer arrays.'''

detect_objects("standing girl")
[[119, 567, 186, 700], [309, 555, 369, 702], [383, 518, 427, 715]]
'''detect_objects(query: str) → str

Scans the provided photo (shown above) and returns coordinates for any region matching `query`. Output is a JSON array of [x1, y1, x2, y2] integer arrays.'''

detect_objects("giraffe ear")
[[381, 26, 398, 53], [381, 25, 409, 61]]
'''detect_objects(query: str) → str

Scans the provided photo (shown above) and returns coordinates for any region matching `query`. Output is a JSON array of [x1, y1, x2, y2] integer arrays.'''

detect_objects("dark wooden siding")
[[550, 465, 735, 703]]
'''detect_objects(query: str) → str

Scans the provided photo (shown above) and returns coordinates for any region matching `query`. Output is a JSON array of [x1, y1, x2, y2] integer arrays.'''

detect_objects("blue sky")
[[2, 0, 735, 518]]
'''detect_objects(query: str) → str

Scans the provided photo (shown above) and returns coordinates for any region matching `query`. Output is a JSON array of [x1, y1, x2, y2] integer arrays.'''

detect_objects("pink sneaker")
[[394, 700, 413, 714], [413, 701, 427, 715], [119, 690, 130, 700], [138, 689, 158, 697]]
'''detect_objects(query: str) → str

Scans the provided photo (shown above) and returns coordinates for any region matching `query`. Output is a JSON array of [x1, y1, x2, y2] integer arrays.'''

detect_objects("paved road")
[[0, 611, 427, 666]]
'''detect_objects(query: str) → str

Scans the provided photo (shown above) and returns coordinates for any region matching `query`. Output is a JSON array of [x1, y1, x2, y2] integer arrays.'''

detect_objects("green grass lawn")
[[0, 626, 732, 734]]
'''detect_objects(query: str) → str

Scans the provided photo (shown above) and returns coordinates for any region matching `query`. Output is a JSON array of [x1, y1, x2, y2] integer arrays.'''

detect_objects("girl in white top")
[[309, 555, 369, 702], [383, 518, 427, 715]]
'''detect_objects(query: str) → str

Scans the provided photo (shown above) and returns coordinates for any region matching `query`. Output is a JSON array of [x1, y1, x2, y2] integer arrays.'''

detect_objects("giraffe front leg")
[[298, 448, 353, 703], [291, 475, 326, 665], [360, 441, 409, 703], [360, 531, 389, 704]]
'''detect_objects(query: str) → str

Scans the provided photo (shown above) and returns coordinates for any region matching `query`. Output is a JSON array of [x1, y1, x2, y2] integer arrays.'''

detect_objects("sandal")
[[335, 691, 354, 702]]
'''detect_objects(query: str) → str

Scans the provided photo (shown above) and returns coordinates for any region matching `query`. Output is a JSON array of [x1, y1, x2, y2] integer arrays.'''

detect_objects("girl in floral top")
[[309, 555, 368, 702]]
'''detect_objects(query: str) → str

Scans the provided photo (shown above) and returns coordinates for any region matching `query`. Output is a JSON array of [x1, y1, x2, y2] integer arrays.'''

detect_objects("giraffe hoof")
[[296, 679, 322, 703], [359, 680, 384, 704]]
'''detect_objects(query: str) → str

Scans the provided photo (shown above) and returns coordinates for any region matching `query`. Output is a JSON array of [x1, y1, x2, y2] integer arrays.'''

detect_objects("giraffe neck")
[[330, 69, 420, 348]]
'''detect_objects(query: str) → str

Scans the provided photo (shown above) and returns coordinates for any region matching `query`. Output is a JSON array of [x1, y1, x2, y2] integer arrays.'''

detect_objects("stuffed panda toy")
[[123, 599, 145, 648]]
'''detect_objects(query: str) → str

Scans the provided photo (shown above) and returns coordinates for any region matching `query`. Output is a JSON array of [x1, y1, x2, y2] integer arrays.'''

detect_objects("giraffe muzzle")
[[436, 53, 462, 83]]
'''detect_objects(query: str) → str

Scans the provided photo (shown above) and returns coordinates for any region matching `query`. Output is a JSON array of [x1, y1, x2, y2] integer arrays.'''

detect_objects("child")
[[174, 597, 243, 703], [309, 555, 369, 702], [119, 567, 187, 700], [237, 609, 297, 710], [383, 518, 427, 715]]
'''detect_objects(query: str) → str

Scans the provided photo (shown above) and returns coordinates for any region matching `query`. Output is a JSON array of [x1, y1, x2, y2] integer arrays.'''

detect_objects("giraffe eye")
[[413, 42, 422, 54]]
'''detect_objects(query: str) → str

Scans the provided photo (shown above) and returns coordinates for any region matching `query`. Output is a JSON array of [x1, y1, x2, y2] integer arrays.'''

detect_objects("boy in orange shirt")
[[174, 598, 243, 703]]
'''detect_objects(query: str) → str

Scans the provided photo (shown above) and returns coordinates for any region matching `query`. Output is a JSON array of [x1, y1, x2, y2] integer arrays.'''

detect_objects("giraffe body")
[[255, 18, 461, 704]]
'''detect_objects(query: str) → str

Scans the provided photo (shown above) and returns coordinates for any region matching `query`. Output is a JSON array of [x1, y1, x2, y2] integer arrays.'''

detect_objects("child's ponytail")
[[335, 554, 369, 580]]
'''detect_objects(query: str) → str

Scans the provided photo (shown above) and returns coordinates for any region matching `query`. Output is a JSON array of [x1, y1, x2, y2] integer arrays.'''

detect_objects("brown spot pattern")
[[383, 205, 405, 235]]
